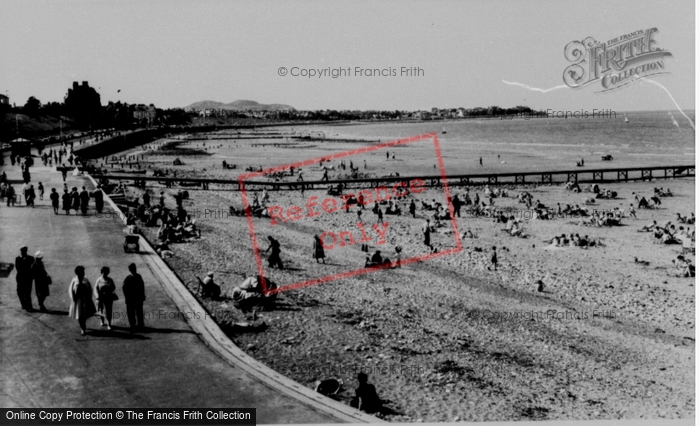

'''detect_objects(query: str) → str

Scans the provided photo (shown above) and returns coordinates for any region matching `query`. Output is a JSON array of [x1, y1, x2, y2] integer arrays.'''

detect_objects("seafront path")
[[0, 159, 377, 423]]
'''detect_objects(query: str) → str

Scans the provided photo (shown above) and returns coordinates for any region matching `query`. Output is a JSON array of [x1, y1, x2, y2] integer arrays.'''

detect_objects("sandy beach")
[[116, 126, 694, 422]]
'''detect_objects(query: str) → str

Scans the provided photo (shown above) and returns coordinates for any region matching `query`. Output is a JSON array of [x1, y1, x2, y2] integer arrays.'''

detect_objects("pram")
[[123, 234, 140, 253]]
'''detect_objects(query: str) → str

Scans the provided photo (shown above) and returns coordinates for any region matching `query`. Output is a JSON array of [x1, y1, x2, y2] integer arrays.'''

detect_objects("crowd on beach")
[[217, 162, 697, 278]]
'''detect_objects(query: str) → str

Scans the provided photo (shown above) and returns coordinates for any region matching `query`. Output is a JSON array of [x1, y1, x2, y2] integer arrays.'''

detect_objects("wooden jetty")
[[92, 164, 694, 192]]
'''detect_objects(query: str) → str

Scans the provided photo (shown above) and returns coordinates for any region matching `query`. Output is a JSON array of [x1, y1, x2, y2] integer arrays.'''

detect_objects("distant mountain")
[[184, 100, 295, 111]]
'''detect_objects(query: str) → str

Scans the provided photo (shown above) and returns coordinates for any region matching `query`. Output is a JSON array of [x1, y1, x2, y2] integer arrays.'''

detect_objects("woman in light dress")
[[68, 266, 96, 335]]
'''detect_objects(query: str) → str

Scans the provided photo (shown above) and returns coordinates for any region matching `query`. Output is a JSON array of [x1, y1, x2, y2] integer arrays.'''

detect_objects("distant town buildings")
[[183, 104, 538, 122], [0, 94, 8, 106], [134, 103, 157, 125]]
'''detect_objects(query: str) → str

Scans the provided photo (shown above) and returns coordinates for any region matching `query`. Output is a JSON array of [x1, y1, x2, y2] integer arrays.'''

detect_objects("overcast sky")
[[1, 0, 694, 112]]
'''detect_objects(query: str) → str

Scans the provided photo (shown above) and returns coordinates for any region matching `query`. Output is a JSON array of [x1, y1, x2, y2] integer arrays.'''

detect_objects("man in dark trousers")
[[123, 263, 146, 331], [79, 186, 90, 215], [91, 184, 104, 213], [15, 246, 35, 310], [490, 246, 498, 271], [451, 193, 462, 218]]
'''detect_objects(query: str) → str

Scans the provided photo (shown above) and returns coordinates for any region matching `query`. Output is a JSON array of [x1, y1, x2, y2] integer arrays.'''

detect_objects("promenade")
[[0, 159, 361, 423]]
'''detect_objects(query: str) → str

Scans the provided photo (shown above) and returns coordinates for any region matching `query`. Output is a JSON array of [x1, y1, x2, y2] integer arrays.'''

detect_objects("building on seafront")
[[0, 94, 8, 105], [134, 103, 157, 126]]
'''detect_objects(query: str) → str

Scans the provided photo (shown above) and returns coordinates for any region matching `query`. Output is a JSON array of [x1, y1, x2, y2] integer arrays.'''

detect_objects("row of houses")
[[186, 106, 535, 121]]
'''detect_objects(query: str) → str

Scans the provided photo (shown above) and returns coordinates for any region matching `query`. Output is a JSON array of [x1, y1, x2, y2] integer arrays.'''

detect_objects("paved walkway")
[[0, 159, 360, 423]]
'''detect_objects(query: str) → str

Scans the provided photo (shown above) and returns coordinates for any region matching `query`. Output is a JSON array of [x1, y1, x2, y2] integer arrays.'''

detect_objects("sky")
[[0, 0, 695, 112]]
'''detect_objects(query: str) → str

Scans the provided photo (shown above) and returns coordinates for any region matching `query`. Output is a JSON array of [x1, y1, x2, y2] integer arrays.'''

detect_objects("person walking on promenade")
[[91, 184, 104, 213], [95, 266, 117, 330], [15, 247, 35, 310], [68, 266, 96, 335], [123, 263, 146, 332], [409, 200, 416, 218], [313, 235, 326, 264], [422, 219, 432, 249], [5, 183, 15, 206], [25, 184, 36, 208], [265, 236, 284, 269], [61, 167, 68, 182], [61, 189, 71, 214], [143, 190, 150, 207], [70, 187, 80, 214], [37, 182, 44, 201], [32, 251, 51, 312], [79, 186, 90, 215]]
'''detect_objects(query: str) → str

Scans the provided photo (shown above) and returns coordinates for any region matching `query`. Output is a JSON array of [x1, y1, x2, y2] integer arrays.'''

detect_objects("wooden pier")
[[92, 164, 694, 192]]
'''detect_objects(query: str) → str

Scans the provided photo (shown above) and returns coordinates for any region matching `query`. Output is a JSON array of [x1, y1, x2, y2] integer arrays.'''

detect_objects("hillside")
[[184, 99, 295, 111]]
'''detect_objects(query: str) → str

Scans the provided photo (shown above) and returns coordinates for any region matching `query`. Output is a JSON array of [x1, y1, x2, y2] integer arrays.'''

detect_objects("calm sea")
[[328, 110, 693, 150], [318, 110, 695, 172]]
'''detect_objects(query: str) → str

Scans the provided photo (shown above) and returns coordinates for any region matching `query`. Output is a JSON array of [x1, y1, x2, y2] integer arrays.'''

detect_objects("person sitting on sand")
[[183, 215, 201, 238], [651, 226, 665, 241], [637, 195, 651, 209], [673, 256, 695, 277], [683, 259, 695, 277], [496, 211, 508, 224], [200, 272, 221, 298], [231, 275, 277, 312], [365, 250, 389, 268], [661, 229, 681, 245], [549, 235, 562, 246], [504, 216, 515, 233], [351, 372, 383, 414], [155, 241, 174, 258], [509, 220, 524, 237], [638, 220, 657, 232]]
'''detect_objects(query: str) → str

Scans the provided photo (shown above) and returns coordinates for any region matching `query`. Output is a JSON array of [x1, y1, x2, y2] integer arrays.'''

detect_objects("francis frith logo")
[[563, 28, 672, 92]]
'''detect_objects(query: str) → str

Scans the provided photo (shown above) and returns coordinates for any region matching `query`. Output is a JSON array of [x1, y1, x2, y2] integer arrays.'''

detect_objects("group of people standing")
[[15, 247, 147, 335], [53, 184, 104, 215]]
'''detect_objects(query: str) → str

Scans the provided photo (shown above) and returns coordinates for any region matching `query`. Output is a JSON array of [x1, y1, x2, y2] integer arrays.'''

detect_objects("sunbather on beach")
[[638, 220, 657, 232]]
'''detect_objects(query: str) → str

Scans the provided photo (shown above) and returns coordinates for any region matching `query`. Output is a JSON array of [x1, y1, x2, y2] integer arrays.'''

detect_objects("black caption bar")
[[1, 409, 255, 425]]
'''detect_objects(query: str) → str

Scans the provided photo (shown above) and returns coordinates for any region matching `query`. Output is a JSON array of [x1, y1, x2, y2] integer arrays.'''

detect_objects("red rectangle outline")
[[238, 132, 463, 295]]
